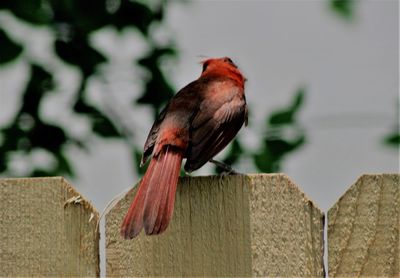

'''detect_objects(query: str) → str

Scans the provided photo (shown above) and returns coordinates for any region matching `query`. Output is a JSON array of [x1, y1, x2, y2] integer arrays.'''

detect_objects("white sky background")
[[0, 0, 399, 274]]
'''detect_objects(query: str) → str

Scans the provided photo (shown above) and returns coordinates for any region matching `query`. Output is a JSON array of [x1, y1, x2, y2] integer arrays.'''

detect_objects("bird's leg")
[[209, 159, 240, 175]]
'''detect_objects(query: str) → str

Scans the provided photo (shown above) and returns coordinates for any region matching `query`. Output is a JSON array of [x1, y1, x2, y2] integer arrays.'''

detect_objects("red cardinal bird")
[[121, 57, 248, 239]]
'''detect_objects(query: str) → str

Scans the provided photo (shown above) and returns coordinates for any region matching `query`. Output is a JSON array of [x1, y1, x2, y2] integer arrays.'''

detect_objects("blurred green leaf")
[[73, 92, 96, 114], [55, 35, 106, 77], [269, 87, 305, 125], [29, 169, 55, 177], [50, 0, 108, 34], [253, 88, 307, 173], [110, 1, 155, 34], [136, 47, 177, 114], [18, 64, 54, 117], [0, 147, 7, 172], [53, 151, 74, 176], [74, 98, 120, 138], [254, 135, 306, 173], [28, 122, 67, 152], [215, 139, 243, 174], [0, 160, 7, 173], [0, 0, 52, 25], [254, 146, 274, 173], [92, 114, 120, 137], [133, 147, 146, 176], [0, 126, 24, 152], [268, 136, 305, 158], [382, 101, 399, 149], [384, 132, 400, 147], [0, 29, 23, 64], [330, 0, 354, 19]]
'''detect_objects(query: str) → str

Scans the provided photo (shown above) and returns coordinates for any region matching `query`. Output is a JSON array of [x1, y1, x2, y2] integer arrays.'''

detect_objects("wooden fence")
[[0, 173, 398, 277]]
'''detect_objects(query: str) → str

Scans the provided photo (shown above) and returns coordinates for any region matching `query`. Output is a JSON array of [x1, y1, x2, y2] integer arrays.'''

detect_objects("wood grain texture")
[[0, 177, 100, 277], [328, 173, 399, 277], [106, 174, 325, 277]]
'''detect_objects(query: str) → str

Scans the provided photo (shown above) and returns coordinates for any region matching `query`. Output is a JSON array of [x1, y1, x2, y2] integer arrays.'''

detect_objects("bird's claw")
[[209, 159, 241, 175]]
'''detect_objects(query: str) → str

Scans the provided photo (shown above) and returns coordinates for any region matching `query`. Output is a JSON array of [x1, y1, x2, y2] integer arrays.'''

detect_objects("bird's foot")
[[209, 159, 240, 175]]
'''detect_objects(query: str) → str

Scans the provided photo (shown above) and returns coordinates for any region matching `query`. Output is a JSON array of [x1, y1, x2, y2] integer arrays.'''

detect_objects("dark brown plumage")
[[121, 57, 248, 239]]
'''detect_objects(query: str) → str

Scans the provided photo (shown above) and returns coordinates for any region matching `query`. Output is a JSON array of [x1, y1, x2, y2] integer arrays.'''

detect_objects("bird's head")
[[200, 57, 246, 86]]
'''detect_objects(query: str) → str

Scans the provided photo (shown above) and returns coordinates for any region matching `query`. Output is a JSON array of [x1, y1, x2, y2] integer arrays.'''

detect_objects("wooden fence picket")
[[328, 173, 399, 277], [0, 177, 100, 277], [105, 174, 325, 277]]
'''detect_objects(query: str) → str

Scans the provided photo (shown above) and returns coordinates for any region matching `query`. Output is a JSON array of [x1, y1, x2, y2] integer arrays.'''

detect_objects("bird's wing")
[[141, 80, 202, 165], [141, 107, 167, 166], [185, 87, 247, 172]]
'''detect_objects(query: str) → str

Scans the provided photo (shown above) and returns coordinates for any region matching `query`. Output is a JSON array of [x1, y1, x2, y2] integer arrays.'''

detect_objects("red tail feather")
[[121, 147, 183, 239]]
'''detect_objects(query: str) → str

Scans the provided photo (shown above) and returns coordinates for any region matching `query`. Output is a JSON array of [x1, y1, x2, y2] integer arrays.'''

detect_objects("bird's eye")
[[224, 57, 237, 67], [202, 61, 209, 72]]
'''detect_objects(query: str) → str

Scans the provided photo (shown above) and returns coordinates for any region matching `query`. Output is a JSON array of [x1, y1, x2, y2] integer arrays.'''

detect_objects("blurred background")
[[0, 0, 398, 273]]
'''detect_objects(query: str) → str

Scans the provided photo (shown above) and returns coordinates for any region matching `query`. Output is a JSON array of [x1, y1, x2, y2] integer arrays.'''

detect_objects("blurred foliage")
[[253, 88, 306, 173], [0, 0, 176, 177], [133, 148, 146, 176], [0, 0, 370, 178], [136, 47, 176, 116], [384, 133, 400, 147], [330, 0, 355, 19], [383, 102, 400, 149], [0, 28, 23, 64], [0, 0, 308, 178], [215, 139, 244, 174]]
